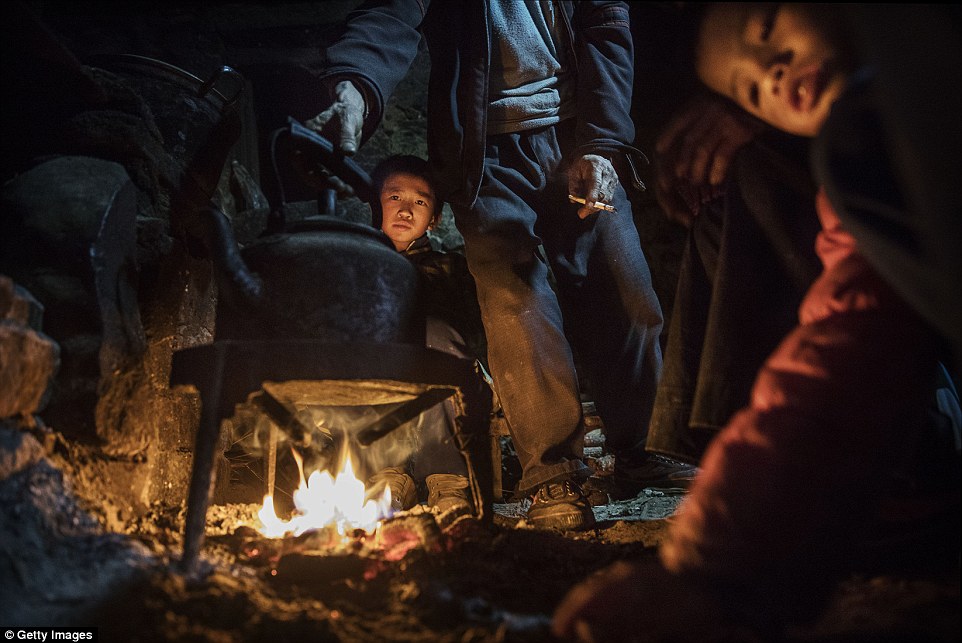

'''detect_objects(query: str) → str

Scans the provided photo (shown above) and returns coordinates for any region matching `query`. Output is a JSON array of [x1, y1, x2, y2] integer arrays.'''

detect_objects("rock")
[[0, 274, 45, 330], [0, 156, 144, 442], [0, 278, 60, 418], [584, 427, 606, 448], [0, 423, 46, 480]]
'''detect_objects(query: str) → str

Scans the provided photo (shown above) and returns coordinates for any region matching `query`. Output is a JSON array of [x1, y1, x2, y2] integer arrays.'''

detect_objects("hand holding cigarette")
[[568, 194, 617, 212], [567, 154, 619, 218]]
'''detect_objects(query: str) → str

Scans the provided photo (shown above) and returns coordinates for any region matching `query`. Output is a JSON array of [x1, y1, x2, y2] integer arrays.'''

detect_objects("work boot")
[[426, 473, 473, 515], [367, 467, 417, 511], [609, 452, 699, 499], [526, 480, 596, 531]]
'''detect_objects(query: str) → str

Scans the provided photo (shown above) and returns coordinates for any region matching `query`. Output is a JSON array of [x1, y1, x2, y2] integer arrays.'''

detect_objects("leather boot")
[[367, 467, 417, 511], [425, 473, 473, 515]]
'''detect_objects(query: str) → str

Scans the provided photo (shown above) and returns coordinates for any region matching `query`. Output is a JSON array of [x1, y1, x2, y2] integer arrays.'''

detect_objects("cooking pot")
[[91, 54, 245, 213]]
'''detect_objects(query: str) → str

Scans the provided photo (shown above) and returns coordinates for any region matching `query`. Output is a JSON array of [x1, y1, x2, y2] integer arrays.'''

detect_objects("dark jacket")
[[402, 235, 486, 360], [812, 4, 962, 374], [320, 0, 636, 207]]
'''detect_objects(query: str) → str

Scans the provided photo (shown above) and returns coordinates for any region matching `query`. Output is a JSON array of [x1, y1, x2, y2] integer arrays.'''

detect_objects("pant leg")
[[452, 127, 589, 496], [538, 168, 664, 457], [647, 138, 820, 462], [644, 202, 721, 461], [408, 316, 471, 480]]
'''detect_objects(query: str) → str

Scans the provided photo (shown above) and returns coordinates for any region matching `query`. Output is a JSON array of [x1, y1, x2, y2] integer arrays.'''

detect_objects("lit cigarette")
[[568, 194, 616, 212]]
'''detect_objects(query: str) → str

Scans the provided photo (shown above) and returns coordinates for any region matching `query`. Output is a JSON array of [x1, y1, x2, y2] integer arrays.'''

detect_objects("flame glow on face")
[[257, 449, 395, 538], [696, 3, 852, 137], [379, 171, 437, 252]]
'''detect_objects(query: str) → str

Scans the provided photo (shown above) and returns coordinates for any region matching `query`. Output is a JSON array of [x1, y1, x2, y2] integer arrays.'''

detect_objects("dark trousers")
[[407, 316, 471, 480], [646, 137, 821, 462], [453, 120, 663, 495]]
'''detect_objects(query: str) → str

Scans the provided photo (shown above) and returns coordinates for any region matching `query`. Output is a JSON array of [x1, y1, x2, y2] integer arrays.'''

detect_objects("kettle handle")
[[198, 65, 245, 109], [265, 118, 376, 232], [286, 117, 374, 202]]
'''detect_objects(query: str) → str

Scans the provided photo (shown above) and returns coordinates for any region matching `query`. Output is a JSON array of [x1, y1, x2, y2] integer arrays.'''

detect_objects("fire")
[[256, 449, 395, 538]]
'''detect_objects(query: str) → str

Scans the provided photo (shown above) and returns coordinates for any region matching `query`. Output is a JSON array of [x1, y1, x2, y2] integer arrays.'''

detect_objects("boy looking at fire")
[[366, 154, 486, 516]]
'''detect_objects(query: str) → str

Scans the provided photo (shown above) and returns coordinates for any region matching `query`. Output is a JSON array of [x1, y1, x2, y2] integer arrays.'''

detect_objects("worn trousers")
[[646, 137, 820, 462], [452, 121, 663, 495]]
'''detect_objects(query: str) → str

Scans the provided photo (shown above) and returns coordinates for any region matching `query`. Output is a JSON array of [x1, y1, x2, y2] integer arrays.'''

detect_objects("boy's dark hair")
[[369, 154, 441, 229]]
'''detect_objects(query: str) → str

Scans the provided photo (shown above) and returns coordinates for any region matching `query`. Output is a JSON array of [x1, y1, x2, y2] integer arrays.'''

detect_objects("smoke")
[[229, 400, 429, 485]]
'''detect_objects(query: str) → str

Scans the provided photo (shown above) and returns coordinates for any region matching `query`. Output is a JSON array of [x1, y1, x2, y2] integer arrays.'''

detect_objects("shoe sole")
[[528, 509, 596, 531], [432, 501, 473, 515]]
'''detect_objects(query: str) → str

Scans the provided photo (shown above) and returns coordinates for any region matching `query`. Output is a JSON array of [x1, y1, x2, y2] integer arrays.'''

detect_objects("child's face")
[[379, 171, 437, 251], [696, 3, 852, 137]]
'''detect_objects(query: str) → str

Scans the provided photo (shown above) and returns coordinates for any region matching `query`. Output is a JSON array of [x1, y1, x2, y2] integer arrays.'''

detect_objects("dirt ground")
[[2, 432, 958, 643]]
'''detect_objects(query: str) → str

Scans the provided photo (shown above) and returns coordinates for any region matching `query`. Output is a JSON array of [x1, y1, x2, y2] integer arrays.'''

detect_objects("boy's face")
[[696, 3, 852, 137], [379, 171, 437, 251]]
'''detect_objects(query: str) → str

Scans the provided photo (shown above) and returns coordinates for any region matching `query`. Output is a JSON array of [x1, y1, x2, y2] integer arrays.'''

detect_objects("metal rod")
[[355, 387, 456, 446], [252, 389, 313, 447], [179, 365, 225, 577], [266, 419, 278, 498]]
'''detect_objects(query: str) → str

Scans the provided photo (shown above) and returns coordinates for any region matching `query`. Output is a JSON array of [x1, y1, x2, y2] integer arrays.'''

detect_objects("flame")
[[256, 448, 394, 538]]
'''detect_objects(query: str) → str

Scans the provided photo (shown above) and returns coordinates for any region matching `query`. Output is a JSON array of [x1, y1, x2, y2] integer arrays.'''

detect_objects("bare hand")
[[654, 94, 763, 226], [568, 154, 619, 219], [304, 79, 366, 155]]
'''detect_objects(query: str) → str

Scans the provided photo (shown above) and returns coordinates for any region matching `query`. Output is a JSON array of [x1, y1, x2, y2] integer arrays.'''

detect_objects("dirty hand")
[[552, 559, 730, 642], [568, 154, 618, 219], [654, 93, 763, 226], [304, 79, 366, 155]]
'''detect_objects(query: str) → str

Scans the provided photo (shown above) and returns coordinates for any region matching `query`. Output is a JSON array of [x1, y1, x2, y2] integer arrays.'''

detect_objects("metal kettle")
[[195, 119, 421, 345]]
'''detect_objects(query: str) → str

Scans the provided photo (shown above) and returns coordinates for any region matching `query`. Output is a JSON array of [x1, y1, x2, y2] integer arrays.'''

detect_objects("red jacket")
[[660, 188, 940, 613]]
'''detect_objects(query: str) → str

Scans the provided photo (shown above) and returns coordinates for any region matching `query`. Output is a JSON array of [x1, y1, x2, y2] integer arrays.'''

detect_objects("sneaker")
[[526, 480, 596, 531], [610, 452, 699, 498], [426, 473, 474, 515], [367, 467, 417, 511]]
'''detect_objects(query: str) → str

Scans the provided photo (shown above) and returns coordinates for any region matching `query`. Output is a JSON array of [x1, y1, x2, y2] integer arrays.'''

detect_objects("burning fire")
[[257, 449, 395, 538]]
